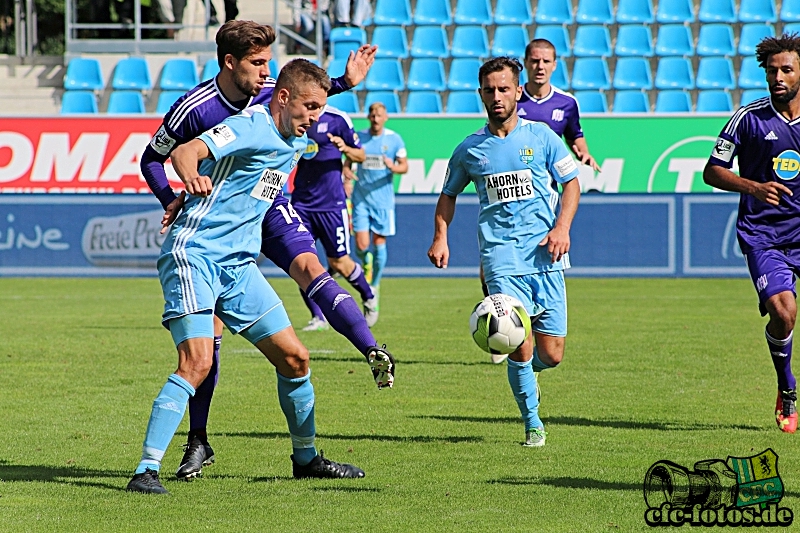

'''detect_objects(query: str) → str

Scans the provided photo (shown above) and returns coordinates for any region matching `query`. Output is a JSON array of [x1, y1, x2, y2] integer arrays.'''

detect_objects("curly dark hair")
[[755, 33, 800, 68], [478, 56, 523, 87]]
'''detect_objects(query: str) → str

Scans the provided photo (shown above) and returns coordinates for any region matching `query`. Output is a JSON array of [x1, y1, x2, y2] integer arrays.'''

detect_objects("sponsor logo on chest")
[[250, 168, 289, 202], [551, 109, 565, 122], [773, 150, 800, 180], [484, 169, 534, 204], [362, 154, 386, 170]]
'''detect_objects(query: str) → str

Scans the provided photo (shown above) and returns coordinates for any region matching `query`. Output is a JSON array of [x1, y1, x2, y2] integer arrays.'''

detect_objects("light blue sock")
[[531, 347, 557, 373], [373, 243, 387, 287], [355, 246, 369, 264], [277, 370, 317, 466], [507, 359, 542, 431], [135, 374, 195, 474]]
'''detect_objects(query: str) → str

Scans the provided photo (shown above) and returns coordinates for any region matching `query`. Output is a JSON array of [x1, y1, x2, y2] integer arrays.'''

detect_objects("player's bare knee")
[[282, 345, 310, 376]]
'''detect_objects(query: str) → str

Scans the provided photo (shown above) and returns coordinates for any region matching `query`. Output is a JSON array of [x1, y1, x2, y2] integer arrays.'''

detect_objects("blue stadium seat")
[[738, 56, 768, 89], [655, 90, 692, 112], [741, 89, 769, 105], [159, 59, 198, 91], [615, 25, 654, 57], [738, 0, 777, 22], [550, 63, 570, 89], [613, 57, 653, 89], [372, 0, 412, 25], [573, 26, 612, 57], [696, 90, 733, 111], [413, 0, 452, 25], [64, 58, 104, 91], [655, 57, 695, 89], [330, 27, 367, 59], [698, 0, 737, 23], [784, 22, 800, 34], [406, 91, 443, 113], [268, 59, 278, 77], [448, 58, 481, 91], [60, 90, 98, 114], [534, 26, 571, 57], [407, 59, 446, 91], [576, 0, 614, 24], [655, 25, 694, 56], [613, 91, 650, 112], [571, 58, 610, 90], [372, 26, 409, 59], [697, 25, 736, 56], [111, 57, 152, 91], [365, 59, 404, 91], [107, 90, 145, 113], [447, 91, 483, 113], [574, 91, 608, 112], [327, 58, 364, 90], [411, 26, 449, 58], [156, 91, 184, 114], [533, 0, 572, 24], [326, 91, 360, 113], [739, 24, 775, 55], [616, 0, 654, 23], [202, 58, 220, 81], [696, 57, 736, 90], [781, 0, 800, 21], [451, 26, 490, 58], [656, 0, 695, 23], [491, 26, 529, 58], [365, 91, 401, 113], [454, 0, 492, 25]]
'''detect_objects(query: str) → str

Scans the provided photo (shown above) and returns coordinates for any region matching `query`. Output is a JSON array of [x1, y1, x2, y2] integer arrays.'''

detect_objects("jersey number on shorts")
[[276, 204, 308, 232]]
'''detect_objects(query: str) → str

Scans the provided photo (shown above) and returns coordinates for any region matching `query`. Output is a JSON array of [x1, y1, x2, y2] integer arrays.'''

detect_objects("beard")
[[486, 103, 514, 123], [771, 83, 800, 104], [233, 70, 261, 97]]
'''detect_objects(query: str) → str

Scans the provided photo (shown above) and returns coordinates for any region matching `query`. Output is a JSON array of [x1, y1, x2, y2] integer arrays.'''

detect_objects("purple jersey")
[[291, 106, 361, 211], [141, 75, 351, 209], [516, 85, 584, 141], [708, 97, 800, 253]]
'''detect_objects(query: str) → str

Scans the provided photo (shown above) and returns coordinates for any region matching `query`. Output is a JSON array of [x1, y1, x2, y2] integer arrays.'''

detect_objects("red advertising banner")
[[0, 117, 185, 194]]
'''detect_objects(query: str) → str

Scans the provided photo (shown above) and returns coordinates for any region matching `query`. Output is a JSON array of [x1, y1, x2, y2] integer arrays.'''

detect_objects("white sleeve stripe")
[[168, 85, 216, 130], [169, 90, 219, 132], [724, 99, 770, 136]]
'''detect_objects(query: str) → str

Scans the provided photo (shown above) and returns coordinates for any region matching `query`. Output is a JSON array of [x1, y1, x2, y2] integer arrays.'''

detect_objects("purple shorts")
[[260, 195, 317, 273], [292, 205, 351, 259], [745, 247, 800, 316]]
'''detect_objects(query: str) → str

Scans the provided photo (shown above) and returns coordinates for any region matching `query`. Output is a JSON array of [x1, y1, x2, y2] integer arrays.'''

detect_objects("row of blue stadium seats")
[[336, 23, 790, 62], [61, 90, 188, 114], [366, 0, 800, 26], [63, 57, 279, 92], [329, 56, 768, 93]]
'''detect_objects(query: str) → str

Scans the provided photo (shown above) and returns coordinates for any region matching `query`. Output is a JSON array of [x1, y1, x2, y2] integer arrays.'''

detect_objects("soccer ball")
[[469, 294, 531, 358]]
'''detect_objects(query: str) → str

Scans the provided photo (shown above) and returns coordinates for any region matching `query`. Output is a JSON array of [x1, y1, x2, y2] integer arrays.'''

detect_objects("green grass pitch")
[[0, 277, 798, 532]]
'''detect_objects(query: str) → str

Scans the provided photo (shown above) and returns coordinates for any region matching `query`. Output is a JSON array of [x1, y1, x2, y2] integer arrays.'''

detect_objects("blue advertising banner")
[[0, 194, 748, 278]]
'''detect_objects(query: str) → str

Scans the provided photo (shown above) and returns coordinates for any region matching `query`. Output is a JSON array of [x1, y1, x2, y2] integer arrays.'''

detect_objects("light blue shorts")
[[352, 201, 395, 237], [158, 254, 291, 345], [486, 270, 567, 337]]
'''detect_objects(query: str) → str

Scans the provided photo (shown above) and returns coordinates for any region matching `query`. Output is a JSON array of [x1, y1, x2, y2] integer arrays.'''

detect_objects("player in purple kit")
[[291, 107, 380, 328], [141, 20, 394, 481], [703, 34, 800, 433]]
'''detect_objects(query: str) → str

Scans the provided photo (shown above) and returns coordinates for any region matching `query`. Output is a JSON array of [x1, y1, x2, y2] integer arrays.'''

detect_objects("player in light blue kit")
[[126, 60, 366, 494], [345, 102, 408, 310], [428, 57, 581, 447]]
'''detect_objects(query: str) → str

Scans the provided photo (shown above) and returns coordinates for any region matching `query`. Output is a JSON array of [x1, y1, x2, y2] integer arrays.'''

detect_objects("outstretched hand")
[[343, 44, 378, 88]]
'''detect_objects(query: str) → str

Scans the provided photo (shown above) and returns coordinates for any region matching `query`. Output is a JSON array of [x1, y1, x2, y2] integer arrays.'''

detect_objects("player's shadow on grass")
[[413, 415, 761, 432], [304, 355, 491, 366], [488, 476, 640, 491], [220, 431, 483, 443], [0, 460, 129, 491]]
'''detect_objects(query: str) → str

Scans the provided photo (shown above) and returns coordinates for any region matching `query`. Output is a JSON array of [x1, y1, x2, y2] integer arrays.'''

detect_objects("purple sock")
[[188, 335, 221, 436], [767, 328, 796, 392], [307, 272, 376, 356], [300, 288, 326, 320], [346, 263, 374, 301]]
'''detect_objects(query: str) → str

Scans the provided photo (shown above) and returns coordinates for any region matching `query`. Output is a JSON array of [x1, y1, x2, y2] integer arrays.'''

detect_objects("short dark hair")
[[216, 20, 276, 68], [478, 56, 523, 87], [275, 58, 332, 96], [524, 39, 557, 61], [755, 33, 800, 68]]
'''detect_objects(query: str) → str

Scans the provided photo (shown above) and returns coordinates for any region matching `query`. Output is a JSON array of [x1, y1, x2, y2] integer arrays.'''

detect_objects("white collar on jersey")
[[768, 97, 800, 125], [523, 84, 554, 104], [213, 77, 254, 112]]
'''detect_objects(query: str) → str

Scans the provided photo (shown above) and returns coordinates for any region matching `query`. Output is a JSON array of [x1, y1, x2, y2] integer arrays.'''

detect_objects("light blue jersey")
[[161, 104, 306, 268], [443, 118, 580, 281], [353, 128, 407, 209]]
